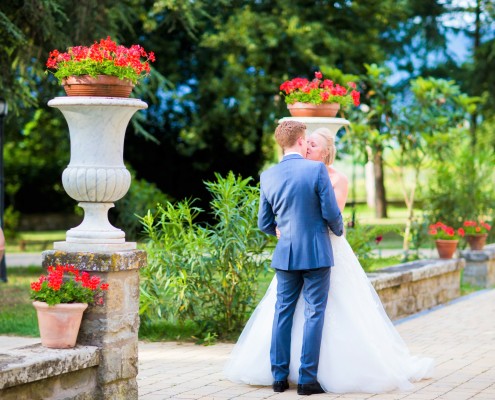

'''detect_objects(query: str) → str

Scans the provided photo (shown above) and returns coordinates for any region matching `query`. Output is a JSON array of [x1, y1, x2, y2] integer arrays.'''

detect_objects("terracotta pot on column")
[[466, 234, 488, 251]]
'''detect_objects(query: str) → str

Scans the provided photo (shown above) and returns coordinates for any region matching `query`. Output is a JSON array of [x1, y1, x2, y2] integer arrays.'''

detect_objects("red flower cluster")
[[46, 37, 155, 84], [463, 220, 491, 235], [30, 264, 109, 306], [280, 71, 360, 107], [428, 222, 465, 240]]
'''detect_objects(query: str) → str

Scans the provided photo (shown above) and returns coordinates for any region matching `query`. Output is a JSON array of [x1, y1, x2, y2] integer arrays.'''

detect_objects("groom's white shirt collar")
[[284, 152, 303, 157]]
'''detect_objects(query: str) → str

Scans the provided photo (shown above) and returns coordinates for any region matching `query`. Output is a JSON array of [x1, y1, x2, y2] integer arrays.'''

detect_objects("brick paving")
[[137, 289, 495, 400], [2, 289, 494, 399]]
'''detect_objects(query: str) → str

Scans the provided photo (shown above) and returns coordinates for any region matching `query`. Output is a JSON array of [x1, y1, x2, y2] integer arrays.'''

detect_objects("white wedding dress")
[[224, 234, 434, 393]]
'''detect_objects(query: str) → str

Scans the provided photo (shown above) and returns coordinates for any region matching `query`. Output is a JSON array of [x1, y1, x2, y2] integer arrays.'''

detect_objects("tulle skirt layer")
[[224, 235, 434, 393]]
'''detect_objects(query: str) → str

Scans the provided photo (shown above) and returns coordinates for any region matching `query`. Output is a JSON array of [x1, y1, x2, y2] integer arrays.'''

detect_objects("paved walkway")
[[4, 252, 42, 267], [5, 288, 493, 399]]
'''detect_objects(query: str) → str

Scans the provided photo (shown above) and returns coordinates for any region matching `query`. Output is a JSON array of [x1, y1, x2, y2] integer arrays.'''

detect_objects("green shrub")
[[113, 173, 170, 241], [139, 172, 270, 340], [345, 220, 399, 271], [424, 143, 495, 229], [3, 205, 20, 240]]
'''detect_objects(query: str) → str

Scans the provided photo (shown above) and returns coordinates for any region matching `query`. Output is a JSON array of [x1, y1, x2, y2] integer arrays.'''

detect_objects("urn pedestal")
[[48, 97, 147, 252], [278, 116, 350, 139]]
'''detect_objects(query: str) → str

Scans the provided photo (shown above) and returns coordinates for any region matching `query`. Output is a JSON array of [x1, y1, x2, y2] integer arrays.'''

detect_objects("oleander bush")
[[139, 172, 270, 340]]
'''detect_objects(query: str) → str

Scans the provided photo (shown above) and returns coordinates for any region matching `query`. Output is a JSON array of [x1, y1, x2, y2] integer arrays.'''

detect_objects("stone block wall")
[[368, 258, 465, 320], [0, 344, 99, 400]]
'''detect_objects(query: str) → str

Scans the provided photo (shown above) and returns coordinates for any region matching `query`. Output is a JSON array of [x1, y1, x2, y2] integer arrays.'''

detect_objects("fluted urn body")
[[48, 97, 148, 251]]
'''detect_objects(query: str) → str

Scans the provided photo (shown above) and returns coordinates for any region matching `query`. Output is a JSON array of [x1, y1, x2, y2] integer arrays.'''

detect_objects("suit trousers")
[[270, 267, 331, 384]]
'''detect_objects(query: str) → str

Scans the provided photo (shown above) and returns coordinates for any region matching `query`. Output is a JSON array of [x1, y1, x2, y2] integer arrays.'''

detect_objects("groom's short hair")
[[275, 121, 306, 149]]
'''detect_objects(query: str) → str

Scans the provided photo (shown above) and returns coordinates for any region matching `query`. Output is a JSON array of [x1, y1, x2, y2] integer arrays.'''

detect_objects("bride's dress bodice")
[[224, 234, 434, 393]]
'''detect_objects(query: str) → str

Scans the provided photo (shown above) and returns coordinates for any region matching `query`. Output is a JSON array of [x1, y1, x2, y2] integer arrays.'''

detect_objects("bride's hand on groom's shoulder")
[[276, 227, 281, 239]]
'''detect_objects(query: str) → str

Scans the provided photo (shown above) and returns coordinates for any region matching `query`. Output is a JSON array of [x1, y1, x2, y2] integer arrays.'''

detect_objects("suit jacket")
[[258, 154, 343, 270]]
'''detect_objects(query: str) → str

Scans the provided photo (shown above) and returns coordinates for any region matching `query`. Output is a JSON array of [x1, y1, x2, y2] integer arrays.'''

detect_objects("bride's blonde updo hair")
[[311, 128, 336, 165]]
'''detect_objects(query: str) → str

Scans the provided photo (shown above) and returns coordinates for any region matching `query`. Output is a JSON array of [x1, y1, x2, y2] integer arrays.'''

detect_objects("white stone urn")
[[278, 116, 350, 139], [48, 97, 147, 252]]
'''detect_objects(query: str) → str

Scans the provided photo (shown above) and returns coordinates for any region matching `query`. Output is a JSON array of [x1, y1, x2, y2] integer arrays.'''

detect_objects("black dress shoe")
[[273, 380, 289, 392], [297, 381, 325, 395]]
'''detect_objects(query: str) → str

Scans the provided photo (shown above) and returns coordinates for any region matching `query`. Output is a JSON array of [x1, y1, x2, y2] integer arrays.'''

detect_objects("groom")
[[258, 120, 343, 395]]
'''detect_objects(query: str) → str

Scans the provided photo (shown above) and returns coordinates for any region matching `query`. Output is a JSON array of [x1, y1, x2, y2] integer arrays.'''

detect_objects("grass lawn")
[[0, 266, 42, 337]]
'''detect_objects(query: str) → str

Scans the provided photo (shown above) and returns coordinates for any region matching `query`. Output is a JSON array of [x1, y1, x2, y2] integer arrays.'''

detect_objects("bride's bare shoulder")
[[329, 168, 348, 187]]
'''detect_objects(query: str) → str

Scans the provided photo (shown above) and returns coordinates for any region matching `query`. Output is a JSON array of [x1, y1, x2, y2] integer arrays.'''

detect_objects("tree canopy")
[[0, 0, 493, 219]]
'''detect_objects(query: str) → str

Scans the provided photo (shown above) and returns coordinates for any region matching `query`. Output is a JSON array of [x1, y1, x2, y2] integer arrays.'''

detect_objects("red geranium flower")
[[46, 36, 155, 85], [30, 264, 109, 306], [428, 222, 463, 240], [462, 219, 491, 235], [279, 71, 360, 107]]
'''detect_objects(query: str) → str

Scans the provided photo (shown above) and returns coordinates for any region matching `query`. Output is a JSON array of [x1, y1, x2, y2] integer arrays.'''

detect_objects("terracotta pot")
[[466, 234, 488, 251], [62, 75, 134, 97], [435, 239, 458, 259], [287, 102, 340, 117], [33, 301, 88, 348]]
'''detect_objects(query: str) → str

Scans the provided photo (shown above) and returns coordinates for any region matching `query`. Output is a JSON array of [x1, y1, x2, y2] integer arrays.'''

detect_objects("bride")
[[224, 127, 434, 393]]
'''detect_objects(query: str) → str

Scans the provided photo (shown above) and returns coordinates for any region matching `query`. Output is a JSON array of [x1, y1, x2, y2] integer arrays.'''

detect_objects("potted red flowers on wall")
[[279, 71, 361, 117], [428, 222, 465, 259], [30, 264, 109, 348], [463, 220, 491, 251], [46, 36, 155, 97]]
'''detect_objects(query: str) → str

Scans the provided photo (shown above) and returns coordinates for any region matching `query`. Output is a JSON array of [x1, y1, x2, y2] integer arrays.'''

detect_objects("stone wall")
[[0, 249, 146, 400], [460, 243, 495, 288], [368, 258, 465, 320], [0, 254, 467, 398], [0, 343, 99, 400]]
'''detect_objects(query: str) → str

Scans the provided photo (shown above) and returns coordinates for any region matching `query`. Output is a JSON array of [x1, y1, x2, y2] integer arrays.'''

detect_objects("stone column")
[[42, 250, 146, 399], [460, 244, 495, 288], [45, 96, 148, 399]]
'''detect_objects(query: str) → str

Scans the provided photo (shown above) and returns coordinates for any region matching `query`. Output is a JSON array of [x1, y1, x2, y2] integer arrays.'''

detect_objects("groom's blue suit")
[[258, 153, 343, 385]]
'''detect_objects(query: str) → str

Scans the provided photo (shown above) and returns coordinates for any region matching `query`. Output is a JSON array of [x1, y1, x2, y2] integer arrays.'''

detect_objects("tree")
[[0, 0, 198, 217], [390, 77, 479, 257], [125, 0, 412, 207], [2, 0, 422, 219], [345, 64, 396, 218]]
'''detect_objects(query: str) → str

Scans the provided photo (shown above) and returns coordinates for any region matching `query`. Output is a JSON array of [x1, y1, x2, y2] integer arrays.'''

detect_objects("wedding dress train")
[[224, 234, 434, 393]]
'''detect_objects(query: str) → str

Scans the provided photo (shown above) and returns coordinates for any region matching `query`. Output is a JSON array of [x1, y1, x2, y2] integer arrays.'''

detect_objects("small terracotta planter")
[[435, 239, 458, 259], [62, 75, 134, 97], [287, 102, 340, 117], [466, 234, 488, 251], [33, 301, 88, 348]]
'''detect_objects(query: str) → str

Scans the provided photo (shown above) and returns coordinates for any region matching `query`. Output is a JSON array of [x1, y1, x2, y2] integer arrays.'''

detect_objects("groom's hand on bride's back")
[[275, 227, 281, 239]]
